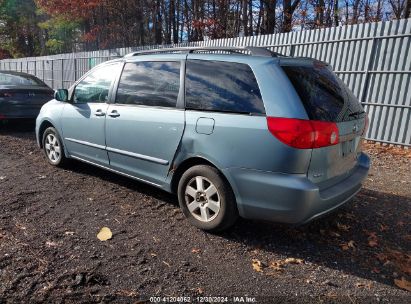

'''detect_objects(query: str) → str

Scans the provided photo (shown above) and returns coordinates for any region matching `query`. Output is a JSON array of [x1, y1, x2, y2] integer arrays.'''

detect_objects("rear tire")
[[42, 127, 67, 167], [177, 165, 238, 232]]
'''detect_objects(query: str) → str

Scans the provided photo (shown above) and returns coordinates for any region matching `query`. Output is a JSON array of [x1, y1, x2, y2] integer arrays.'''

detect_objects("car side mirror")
[[54, 89, 69, 102]]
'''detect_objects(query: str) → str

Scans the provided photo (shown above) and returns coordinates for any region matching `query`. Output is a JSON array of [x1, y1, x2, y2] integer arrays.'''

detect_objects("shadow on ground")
[[0, 120, 36, 138], [66, 156, 411, 291]]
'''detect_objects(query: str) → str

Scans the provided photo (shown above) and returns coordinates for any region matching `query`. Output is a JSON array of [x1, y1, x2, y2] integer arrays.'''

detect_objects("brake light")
[[362, 115, 369, 136], [267, 117, 339, 149], [0, 92, 13, 98]]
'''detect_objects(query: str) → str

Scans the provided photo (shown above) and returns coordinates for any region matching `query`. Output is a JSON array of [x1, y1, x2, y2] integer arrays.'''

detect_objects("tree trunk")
[[405, 0, 411, 18], [334, 0, 339, 26], [282, 0, 301, 32], [242, 0, 248, 36], [266, 0, 276, 34]]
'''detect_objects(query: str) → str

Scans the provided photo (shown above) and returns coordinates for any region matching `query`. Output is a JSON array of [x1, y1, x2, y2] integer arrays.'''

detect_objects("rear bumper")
[[223, 152, 370, 224]]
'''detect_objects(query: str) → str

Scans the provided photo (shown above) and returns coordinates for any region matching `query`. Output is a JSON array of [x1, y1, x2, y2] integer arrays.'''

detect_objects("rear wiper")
[[348, 111, 365, 118]]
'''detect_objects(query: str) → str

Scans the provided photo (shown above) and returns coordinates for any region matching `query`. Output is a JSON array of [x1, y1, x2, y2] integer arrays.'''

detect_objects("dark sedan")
[[0, 71, 54, 120]]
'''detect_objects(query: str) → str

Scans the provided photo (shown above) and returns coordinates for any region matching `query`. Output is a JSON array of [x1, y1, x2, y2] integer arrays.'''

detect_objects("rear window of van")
[[282, 65, 364, 122]]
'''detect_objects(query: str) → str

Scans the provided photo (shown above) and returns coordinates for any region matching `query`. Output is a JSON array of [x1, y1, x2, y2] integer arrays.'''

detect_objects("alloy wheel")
[[184, 176, 221, 222], [45, 133, 61, 164]]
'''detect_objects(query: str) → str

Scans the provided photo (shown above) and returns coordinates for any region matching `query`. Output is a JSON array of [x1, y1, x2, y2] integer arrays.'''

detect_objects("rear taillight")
[[362, 115, 369, 136], [267, 117, 339, 149], [0, 92, 13, 98]]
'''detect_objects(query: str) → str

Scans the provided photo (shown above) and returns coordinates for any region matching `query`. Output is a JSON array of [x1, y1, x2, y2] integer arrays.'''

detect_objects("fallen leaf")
[[394, 277, 411, 292], [379, 224, 388, 232], [0, 176, 6, 180], [97, 227, 112, 241], [337, 223, 350, 232], [116, 289, 138, 297], [284, 257, 304, 264], [340, 240, 355, 251], [252, 259, 265, 272], [267, 257, 303, 273], [191, 248, 201, 254], [368, 239, 378, 247], [356, 282, 372, 289], [268, 261, 284, 272], [376, 249, 411, 276], [329, 231, 341, 237], [162, 261, 171, 267], [45, 241, 58, 247], [402, 235, 411, 242]]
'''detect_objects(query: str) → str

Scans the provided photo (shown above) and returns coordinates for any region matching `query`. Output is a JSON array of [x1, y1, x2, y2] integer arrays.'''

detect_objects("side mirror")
[[54, 89, 69, 102]]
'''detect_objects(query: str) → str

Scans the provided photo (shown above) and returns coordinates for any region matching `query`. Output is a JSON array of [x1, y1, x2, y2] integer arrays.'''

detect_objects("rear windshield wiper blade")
[[348, 111, 365, 118]]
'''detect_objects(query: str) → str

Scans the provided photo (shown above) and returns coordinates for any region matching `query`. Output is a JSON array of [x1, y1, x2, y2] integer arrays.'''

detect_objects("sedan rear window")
[[0, 72, 46, 86], [282, 65, 364, 122]]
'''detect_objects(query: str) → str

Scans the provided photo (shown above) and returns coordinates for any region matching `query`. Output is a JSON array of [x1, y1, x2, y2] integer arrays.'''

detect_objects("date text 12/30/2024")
[[149, 296, 257, 303]]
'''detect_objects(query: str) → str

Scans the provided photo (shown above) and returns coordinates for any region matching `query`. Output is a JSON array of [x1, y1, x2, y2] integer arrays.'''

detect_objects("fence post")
[[361, 37, 378, 104], [42, 60, 45, 82], [74, 58, 77, 82], [51, 60, 54, 89], [61, 58, 64, 88]]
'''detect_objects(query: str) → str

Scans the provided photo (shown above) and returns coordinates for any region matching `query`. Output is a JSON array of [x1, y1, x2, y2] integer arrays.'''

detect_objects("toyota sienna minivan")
[[36, 46, 370, 231]]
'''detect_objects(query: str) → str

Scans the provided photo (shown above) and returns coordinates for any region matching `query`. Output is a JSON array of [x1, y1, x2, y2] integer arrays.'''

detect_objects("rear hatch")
[[281, 61, 367, 189]]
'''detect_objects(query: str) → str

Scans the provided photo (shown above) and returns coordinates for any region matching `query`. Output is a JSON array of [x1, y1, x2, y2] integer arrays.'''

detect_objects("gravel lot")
[[0, 121, 410, 303]]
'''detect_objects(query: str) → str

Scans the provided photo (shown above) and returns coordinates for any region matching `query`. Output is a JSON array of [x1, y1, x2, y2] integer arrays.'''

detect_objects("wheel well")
[[38, 121, 54, 148], [170, 157, 218, 194]]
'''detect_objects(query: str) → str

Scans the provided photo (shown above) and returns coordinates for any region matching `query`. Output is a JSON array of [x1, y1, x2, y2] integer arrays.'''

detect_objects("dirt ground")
[[0, 121, 410, 303]]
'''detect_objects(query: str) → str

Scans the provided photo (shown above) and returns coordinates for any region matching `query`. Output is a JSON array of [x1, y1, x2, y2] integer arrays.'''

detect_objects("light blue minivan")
[[36, 47, 370, 231]]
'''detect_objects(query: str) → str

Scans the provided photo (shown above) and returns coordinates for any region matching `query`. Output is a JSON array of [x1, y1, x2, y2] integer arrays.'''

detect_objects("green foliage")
[[0, 0, 41, 57], [38, 17, 81, 54]]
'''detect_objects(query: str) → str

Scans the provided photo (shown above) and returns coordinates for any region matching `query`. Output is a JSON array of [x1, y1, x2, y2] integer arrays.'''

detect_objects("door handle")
[[95, 109, 106, 116], [108, 110, 120, 118]]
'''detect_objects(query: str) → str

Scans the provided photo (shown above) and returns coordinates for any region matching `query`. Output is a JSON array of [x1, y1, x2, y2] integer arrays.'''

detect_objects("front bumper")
[[223, 152, 370, 224]]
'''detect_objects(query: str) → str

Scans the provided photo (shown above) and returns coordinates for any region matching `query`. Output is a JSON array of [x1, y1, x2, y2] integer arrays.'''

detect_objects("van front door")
[[61, 63, 122, 166]]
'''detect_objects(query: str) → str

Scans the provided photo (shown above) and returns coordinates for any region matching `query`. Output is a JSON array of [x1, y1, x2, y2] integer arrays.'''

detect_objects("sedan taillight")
[[0, 92, 13, 98]]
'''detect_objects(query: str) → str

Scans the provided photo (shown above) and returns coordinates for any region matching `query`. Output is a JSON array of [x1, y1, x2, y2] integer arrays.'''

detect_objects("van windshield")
[[282, 65, 364, 122]]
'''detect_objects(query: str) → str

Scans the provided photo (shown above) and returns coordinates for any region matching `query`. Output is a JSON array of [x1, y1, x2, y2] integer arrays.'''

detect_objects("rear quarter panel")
[[173, 55, 312, 174], [175, 111, 312, 173]]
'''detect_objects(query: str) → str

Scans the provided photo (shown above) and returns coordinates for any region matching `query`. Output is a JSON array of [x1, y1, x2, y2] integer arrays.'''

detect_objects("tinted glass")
[[116, 61, 180, 107], [0, 72, 46, 86], [282, 65, 364, 122], [185, 60, 265, 114], [73, 64, 120, 104]]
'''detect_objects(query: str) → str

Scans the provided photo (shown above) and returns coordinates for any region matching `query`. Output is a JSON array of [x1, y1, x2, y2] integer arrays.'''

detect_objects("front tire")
[[177, 165, 238, 232], [42, 127, 67, 167]]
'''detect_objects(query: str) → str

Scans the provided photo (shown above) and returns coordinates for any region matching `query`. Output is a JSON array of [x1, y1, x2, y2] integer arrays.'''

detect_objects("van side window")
[[185, 60, 265, 114], [73, 63, 120, 104], [116, 61, 180, 108]]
